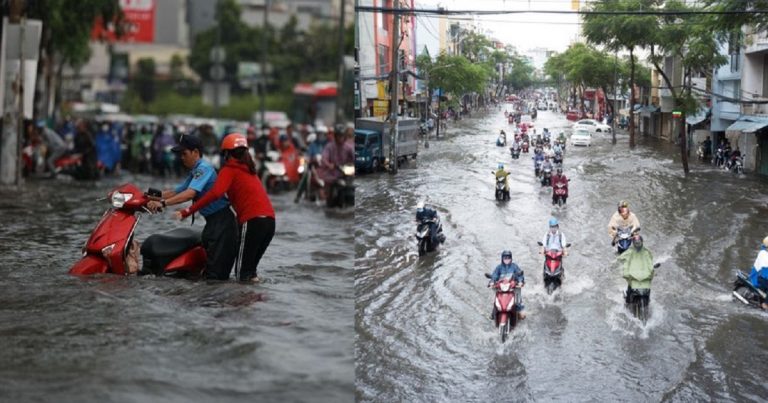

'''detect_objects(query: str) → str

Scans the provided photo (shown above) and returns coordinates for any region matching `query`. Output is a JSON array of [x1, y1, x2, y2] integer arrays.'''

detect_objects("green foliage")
[[170, 54, 185, 82], [188, 0, 349, 93], [134, 58, 156, 107], [420, 52, 490, 99], [505, 56, 535, 91]]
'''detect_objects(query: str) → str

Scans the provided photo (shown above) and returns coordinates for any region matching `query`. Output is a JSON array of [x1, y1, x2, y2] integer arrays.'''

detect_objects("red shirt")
[[182, 160, 275, 224]]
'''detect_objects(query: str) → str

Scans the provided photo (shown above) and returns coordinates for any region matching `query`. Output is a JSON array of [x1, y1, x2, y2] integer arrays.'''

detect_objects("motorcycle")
[[696, 143, 711, 162], [484, 272, 522, 343], [497, 134, 507, 147], [415, 216, 445, 256], [69, 184, 205, 277], [327, 164, 355, 209], [521, 141, 530, 153], [534, 159, 543, 177], [536, 241, 572, 294], [553, 151, 563, 166], [494, 174, 510, 201], [552, 180, 569, 206], [713, 147, 725, 167], [540, 166, 552, 187], [732, 270, 767, 309], [510, 145, 521, 159], [726, 156, 744, 174], [625, 263, 661, 325], [261, 150, 291, 193], [613, 226, 640, 254]]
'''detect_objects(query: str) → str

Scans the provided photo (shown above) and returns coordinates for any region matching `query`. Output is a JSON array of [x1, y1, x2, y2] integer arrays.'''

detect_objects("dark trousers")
[[202, 207, 238, 280], [235, 217, 275, 281]]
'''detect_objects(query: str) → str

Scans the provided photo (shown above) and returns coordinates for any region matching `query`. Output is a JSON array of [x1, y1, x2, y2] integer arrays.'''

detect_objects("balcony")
[[742, 101, 768, 116], [745, 30, 768, 55]]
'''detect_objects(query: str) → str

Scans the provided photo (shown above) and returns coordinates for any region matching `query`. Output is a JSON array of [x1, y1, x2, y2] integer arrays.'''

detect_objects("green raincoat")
[[617, 246, 654, 289]]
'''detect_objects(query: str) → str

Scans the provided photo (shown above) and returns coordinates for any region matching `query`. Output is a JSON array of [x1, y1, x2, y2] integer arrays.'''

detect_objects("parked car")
[[570, 128, 592, 147], [573, 119, 612, 134]]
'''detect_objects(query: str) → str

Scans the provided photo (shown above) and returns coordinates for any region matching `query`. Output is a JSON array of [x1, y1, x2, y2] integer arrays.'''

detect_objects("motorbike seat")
[[141, 227, 202, 258]]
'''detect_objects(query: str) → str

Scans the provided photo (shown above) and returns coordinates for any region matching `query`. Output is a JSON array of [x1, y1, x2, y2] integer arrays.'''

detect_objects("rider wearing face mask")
[[608, 200, 641, 243]]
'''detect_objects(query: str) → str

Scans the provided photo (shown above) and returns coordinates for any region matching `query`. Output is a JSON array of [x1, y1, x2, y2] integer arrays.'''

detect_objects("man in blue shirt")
[[489, 250, 526, 320], [147, 134, 238, 280]]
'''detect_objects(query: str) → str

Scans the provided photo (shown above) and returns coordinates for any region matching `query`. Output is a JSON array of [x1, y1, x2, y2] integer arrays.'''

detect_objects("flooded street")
[[0, 175, 353, 402], [356, 108, 768, 401]]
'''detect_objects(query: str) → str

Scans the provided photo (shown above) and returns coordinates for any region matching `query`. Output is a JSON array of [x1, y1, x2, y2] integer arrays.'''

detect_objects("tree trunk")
[[680, 68, 690, 174], [629, 48, 636, 148]]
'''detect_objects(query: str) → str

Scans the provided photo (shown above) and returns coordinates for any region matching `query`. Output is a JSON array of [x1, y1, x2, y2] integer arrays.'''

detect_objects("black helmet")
[[501, 250, 513, 262], [633, 235, 644, 250], [556, 167, 563, 174]]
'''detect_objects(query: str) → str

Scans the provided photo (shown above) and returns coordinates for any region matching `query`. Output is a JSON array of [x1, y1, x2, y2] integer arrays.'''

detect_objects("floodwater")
[[356, 107, 768, 401], [0, 174, 353, 402]]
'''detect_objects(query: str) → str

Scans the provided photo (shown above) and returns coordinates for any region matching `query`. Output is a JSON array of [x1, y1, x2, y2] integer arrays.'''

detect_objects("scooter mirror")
[[484, 273, 492, 279], [566, 243, 572, 248], [536, 241, 543, 246], [653, 263, 661, 269]]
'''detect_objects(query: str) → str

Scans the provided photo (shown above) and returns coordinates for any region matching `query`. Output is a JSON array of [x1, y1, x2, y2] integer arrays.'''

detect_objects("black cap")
[[171, 134, 203, 153]]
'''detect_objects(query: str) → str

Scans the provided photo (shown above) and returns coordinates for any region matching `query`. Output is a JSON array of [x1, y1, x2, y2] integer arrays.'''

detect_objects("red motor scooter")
[[69, 184, 206, 277], [537, 242, 572, 294], [552, 180, 569, 207], [485, 273, 521, 343]]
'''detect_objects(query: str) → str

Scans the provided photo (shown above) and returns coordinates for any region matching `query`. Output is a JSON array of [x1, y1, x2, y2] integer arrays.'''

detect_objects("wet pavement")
[[356, 107, 768, 401], [0, 174, 353, 402]]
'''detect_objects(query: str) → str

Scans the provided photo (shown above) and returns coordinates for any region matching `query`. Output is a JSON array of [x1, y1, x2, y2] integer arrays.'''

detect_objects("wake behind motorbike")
[[69, 184, 206, 277], [732, 270, 767, 309], [625, 263, 661, 325], [484, 272, 522, 343], [416, 216, 445, 256], [537, 242, 572, 294], [613, 226, 640, 254]]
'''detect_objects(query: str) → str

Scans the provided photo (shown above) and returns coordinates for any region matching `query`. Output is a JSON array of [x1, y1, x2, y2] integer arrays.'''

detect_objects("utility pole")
[[260, 0, 270, 127], [335, 0, 347, 125], [612, 49, 617, 145], [388, 3, 400, 174]]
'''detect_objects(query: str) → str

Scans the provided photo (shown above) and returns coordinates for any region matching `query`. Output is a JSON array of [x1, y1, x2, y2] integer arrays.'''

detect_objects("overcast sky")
[[416, 0, 582, 52]]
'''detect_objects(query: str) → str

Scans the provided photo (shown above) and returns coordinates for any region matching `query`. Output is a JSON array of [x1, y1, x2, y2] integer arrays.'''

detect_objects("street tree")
[[582, 0, 658, 148], [134, 58, 156, 109]]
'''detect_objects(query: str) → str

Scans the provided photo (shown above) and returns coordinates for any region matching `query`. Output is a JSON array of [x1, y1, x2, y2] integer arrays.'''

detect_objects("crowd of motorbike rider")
[[21, 116, 354, 202]]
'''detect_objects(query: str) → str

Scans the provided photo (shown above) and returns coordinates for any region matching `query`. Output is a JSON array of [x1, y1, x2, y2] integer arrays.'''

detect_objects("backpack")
[[545, 232, 563, 249]]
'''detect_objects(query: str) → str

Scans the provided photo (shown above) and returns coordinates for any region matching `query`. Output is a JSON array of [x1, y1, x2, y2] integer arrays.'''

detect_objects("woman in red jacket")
[[175, 133, 275, 283]]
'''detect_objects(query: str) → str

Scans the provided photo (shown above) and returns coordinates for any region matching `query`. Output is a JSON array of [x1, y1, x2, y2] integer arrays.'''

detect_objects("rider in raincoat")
[[617, 235, 654, 302]]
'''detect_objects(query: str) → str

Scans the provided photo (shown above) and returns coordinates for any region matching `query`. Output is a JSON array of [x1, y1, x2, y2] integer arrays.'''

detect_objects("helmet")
[[498, 163, 504, 170], [618, 200, 630, 212], [633, 235, 644, 250], [501, 250, 513, 262], [556, 167, 563, 174], [416, 201, 425, 211], [221, 133, 248, 151], [334, 123, 346, 135], [549, 217, 559, 227]]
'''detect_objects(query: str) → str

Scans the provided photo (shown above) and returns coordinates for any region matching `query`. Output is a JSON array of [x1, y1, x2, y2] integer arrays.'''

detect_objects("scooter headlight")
[[111, 192, 133, 208], [101, 243, 116, 259]]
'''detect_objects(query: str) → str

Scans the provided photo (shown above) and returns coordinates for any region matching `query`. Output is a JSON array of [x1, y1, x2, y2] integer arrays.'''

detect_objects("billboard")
[[92, 0, 155, 43]]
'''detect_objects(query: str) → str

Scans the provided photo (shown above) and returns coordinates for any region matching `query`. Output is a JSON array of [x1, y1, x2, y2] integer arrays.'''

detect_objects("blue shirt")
[[491, 262, 525, 283], [174, 159, 229, 217]]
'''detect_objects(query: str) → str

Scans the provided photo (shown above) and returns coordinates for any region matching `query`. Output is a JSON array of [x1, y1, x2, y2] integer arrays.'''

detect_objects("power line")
[[356, 6, 768, 16]]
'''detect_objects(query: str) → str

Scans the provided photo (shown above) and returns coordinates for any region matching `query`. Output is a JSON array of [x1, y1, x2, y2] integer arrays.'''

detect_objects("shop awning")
[[725, 116, 768, 133]]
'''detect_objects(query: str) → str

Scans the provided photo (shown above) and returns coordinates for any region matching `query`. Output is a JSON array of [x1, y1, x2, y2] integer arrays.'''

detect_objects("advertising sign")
[[92, 0, 155, 43]]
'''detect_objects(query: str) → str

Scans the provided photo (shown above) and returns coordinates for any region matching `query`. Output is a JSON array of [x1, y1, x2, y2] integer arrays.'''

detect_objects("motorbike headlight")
[[101, 243, 116, 259], [342, 165, 355, 176], [111, 192, 133, 208]]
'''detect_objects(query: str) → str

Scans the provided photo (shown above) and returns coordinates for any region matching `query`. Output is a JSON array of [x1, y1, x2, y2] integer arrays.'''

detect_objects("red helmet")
[[221, 133, 248, 151]]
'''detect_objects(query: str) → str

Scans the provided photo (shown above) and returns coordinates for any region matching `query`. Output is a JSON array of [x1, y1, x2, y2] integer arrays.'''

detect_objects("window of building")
[[378, 44, 389, 76]]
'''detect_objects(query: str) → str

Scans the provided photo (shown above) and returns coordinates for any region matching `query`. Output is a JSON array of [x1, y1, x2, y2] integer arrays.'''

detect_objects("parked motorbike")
[[537, 241, 572, 294], [69, 184, 205, 277], [415, 215, 445, 256], [613, 226, 640, 254], [494, 174, 510, 201], [327, 164, 355, 209], [625, 263, 661, 325], [732, 270, 767, 309], [484, 272, 522, 343], [552, 180, 569, 206]]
